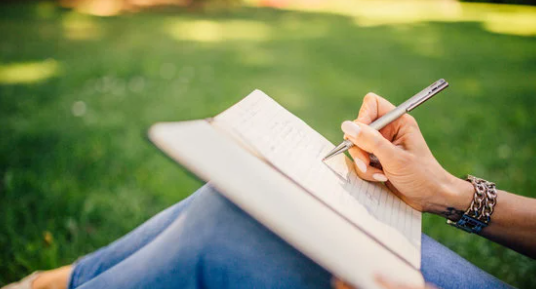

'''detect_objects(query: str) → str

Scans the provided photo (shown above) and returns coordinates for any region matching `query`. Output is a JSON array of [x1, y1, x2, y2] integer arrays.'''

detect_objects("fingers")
[[376, 275, 436, 289], [356, 92, 419, 144], [376, 276, 414, 289], [332, 278, 355, 289], [341, 120, 400, 167], [357, 92, 396, 125], [347, 146, 388, 182], [332, 276, 434, 289]]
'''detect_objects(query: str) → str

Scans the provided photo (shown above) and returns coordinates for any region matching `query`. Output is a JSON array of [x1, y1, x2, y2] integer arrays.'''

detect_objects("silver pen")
[[323, 79, 449, 161]]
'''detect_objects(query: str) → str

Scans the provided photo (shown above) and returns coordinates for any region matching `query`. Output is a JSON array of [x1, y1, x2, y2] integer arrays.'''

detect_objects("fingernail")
[[341, 121, 361, 138], [372, 173, 388, 182], [354, 158, 367, 173]]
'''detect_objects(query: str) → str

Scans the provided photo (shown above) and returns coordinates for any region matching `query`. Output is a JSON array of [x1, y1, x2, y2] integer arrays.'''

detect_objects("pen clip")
[[407, 79, 449, 111]]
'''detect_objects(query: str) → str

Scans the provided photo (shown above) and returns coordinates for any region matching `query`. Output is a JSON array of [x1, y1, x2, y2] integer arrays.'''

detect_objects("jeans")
[[68, 184, 513, 289]]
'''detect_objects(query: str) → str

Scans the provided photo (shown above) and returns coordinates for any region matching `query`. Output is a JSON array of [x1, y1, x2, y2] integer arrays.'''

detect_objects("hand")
[[341, 93, 473, 215], [332, 276, 437, 289]]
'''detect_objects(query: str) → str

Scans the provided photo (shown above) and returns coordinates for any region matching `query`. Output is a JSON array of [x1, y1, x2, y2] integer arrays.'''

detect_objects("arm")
[[441, 180, 536, 259], [342, 92, 536, 259]]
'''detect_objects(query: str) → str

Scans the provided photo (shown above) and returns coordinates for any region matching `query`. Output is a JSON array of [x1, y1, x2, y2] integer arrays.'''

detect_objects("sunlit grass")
[[62, 12, 102, 40], [0, 60, 60, 85], [282, 0, 536, 37], [483, 12, 536, 36], [165, 19, 272, 42], [60, 0, 124, 17]]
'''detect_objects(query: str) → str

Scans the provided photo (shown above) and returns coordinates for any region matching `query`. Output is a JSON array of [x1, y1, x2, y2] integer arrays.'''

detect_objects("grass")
[[1, 1, 535, 287]]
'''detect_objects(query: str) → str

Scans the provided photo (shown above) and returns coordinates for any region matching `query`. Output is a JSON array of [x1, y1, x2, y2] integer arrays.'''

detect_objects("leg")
[[69, 186, 199, 288], [421, 235, 514, 289], [70, 185, 512, 289], [74, 185, 332, 289]]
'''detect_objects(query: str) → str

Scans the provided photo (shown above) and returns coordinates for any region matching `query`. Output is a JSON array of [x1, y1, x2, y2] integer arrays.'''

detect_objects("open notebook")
[[149, 90, 423, 289]]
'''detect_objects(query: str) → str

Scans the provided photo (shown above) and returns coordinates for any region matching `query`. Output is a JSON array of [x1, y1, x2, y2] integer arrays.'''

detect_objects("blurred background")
[[1, 0, 535, 287]]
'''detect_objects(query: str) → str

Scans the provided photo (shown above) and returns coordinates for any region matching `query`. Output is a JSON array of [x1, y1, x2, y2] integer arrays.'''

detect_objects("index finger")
[[356, 93, 396, 125]]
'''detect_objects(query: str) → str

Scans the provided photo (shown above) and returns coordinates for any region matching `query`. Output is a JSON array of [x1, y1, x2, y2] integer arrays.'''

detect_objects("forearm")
[[479, 189, 536, 258], [432, 176, 536, 259]]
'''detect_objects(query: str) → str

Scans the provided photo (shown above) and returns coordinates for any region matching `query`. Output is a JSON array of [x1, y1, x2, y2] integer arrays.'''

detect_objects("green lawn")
[[1, 1, 535, 287]]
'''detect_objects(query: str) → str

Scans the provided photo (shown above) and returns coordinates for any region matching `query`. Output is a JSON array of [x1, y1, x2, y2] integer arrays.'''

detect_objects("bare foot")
[[32, 265, 72, 289]]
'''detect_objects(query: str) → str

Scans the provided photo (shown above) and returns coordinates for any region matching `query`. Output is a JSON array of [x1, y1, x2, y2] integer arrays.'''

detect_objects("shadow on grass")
[[1, 2, 535, 287]]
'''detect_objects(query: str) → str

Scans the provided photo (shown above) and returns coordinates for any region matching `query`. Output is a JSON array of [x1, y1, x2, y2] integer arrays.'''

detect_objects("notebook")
[[149, 90, 424, 289]]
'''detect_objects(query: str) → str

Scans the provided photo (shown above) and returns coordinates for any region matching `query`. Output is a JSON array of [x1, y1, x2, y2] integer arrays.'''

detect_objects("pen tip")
[[322, 155, 334, 162]]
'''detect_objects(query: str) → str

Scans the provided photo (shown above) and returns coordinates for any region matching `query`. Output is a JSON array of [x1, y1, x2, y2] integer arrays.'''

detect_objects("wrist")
[[428, 174, 474, 221]]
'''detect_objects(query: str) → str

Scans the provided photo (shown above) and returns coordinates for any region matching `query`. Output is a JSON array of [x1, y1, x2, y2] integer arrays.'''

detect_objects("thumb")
[[341, 120, 399, 162]]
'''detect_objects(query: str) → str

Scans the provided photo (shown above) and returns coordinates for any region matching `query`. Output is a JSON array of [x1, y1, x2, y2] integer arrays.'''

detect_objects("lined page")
[[213, 90, 421, 268]]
